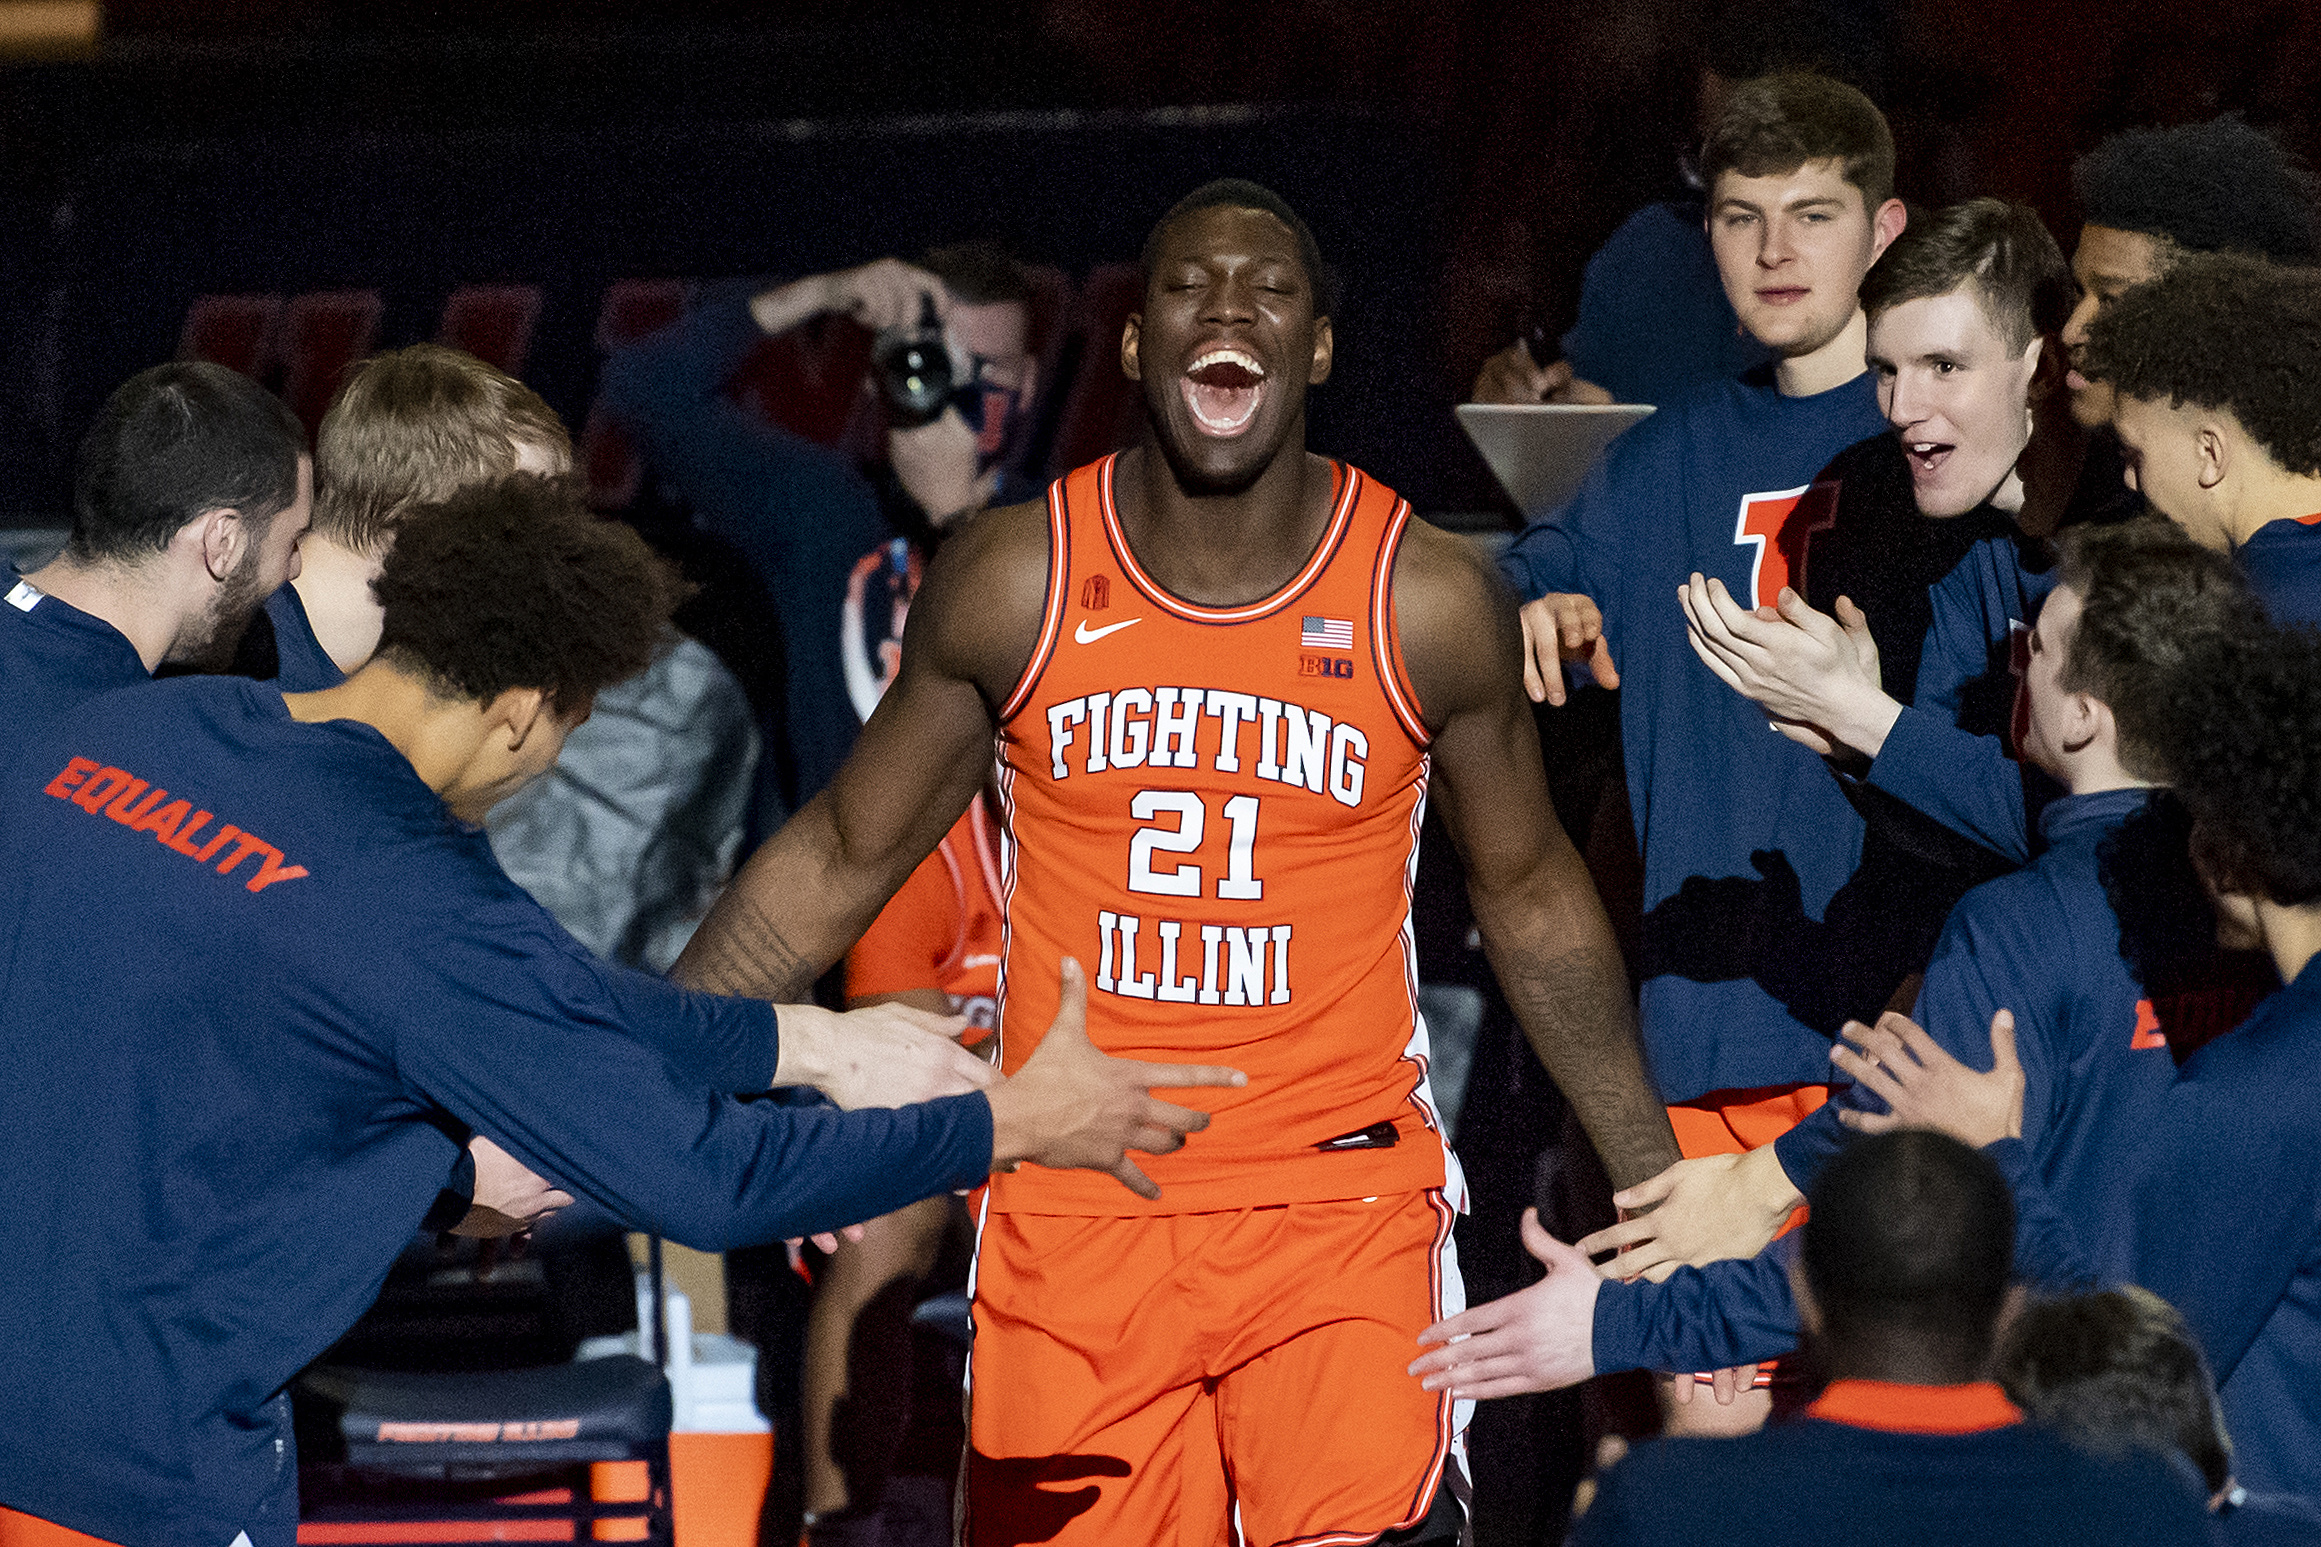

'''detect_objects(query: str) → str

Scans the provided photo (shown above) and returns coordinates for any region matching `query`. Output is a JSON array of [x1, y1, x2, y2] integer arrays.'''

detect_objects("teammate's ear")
[[2196, 421, 2229, 491], [2026, 333, 2065, 401], [192, 507, 243, 583], [1869, 198, 1908, 264], [489, 686, 552, 750], [1308, 316, 1334, 386], [1121, 313, 1143, 384]]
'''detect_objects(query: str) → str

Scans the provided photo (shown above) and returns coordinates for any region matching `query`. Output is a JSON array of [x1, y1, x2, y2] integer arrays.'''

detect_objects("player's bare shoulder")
[[905, 493, 1056, 707], [1389, 512, 1526, 730]]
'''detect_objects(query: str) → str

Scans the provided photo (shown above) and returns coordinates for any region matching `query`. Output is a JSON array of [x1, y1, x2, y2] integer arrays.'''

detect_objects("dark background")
[[4, 3, 2315, 1540], [1, 0, 2315, 529]]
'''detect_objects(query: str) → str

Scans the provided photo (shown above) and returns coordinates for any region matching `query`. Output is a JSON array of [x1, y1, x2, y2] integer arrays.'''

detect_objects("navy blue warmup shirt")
[[1869, 496, 2308, 868], [2, 564, 148, 727], [224, 583, 345, 691], [2237, 514, 2321, 627], [0, 677, 994, 1547], [1590, 789, 2266, 1376], [1500, 372, 1958, 1100], [1570, 1380, 2214, 1546], [1998, 956, 2321, 1500], [262, 582, 347, 691]]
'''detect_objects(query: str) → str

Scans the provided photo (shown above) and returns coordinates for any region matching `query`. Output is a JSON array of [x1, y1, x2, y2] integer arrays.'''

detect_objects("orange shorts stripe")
[[1664, 1083, 1828, 1387], [963, 1191, 1465, 1547], [0, 1508, 125, 1547]]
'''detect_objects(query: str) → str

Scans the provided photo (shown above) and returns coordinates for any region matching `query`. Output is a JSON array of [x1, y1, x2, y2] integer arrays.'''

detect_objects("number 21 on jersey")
[[1098, 789, 1289, 1008]]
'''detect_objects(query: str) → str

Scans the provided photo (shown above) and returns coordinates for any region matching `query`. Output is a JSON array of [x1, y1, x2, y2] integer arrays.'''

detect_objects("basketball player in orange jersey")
[[674, 179, 1679, 1546]]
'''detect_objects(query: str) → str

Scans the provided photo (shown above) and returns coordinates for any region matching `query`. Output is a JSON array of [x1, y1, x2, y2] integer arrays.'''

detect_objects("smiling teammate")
[[671, 178, 1672, 1546], [1495, 73, 1908, 1421]]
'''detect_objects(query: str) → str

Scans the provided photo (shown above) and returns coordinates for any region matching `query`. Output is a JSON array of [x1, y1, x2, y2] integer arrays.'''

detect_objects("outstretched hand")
[[1518, 594, 1619, 706], [1679, 577, 1896, 757], [451, 1135, 575, 1238], [1575, 1146, 1802, 1281], [779, 1000, 995, 1110], [1409, 1208, 1600, 1398], [1832, 1009, 2025, 1149], [985, 959, 1246, 1200]]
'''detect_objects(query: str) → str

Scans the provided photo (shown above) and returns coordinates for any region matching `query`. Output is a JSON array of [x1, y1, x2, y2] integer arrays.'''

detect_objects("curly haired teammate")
[[673, 180, 1675, 1545]]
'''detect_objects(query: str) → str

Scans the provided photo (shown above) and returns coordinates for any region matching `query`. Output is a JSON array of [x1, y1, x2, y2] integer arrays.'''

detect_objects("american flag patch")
[[1300, 615, 1354, 650]]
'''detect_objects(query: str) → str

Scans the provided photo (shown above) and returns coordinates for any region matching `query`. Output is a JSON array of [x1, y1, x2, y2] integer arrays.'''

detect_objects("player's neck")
[[2229, 465, 2321, 547], [1111, 439, 1336, 609], [1824, 1333, 1989, 1389], [2057, 741, 2151, 799], [2255, 900, 2321, 989], [285, 658, 491, 803], [1774, 306, 1870, 399], [24, 550, 197, 672], [291, 533, 387, 674], [2004, 398, 2090, 540]]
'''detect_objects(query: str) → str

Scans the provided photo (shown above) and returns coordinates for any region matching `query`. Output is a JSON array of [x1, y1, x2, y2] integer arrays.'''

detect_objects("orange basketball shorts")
[[1663, 1082, 1829, 1387], [963, 1191, 1466, 1547]]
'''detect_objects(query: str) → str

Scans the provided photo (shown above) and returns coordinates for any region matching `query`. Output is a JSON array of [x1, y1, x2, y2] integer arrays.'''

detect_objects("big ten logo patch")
[[1299, 654, 1354, 679], [1732, 481, 1841, 609]]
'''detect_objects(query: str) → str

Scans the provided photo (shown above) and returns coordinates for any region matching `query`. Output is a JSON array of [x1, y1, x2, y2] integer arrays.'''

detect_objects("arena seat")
[[279, 290, 383, 437], [437, 285, 546, 378], [582, 279, 692, 510], [294, 1356, 674, 1547], [1045, 262, 1146, 478], [177, 293, 283, 379], [294, 1235, 675, 1547]]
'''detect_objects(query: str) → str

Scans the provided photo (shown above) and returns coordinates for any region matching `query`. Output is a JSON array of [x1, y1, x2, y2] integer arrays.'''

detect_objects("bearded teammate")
[[673, 180, 1676, 1544]]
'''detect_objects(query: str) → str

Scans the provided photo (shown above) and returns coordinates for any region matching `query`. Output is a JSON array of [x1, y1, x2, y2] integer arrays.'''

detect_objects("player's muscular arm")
[[673, 502, 1051, 1004], [1396, 526, 1680, 1191]]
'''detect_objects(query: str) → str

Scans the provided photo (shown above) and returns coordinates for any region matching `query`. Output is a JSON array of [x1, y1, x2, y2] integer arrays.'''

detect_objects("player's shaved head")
[[1801, 1130, 2014, 1377], [1142, 179, 1336, 319], [373, 473, 680, 713]]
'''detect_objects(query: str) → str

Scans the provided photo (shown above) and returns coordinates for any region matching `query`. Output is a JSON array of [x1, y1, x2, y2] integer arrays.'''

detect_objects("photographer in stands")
[[600, 244, 1042, 809]]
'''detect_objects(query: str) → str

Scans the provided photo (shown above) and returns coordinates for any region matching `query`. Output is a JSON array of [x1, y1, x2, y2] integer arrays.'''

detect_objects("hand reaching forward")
[[1408, 1208, 1600, 1398], [1518, 594, 1620, 706], [451, 1135, 575, 1238], [1679, 576, 1897, 757], [1832, 1009, 2025, 1149], [1470, 344, 1614, 406], [1574, 1146, 1803, 1281], [985, 959, 1246, 1200], [775, 1000, 995, 1110]]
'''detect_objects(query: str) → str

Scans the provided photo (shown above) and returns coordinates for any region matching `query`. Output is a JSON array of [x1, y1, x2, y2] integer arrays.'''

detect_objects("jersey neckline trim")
[[1095, 451, 1356, 626]]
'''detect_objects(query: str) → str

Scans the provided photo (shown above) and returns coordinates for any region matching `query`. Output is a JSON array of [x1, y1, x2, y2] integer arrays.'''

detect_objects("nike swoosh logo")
[[1074, 617, 1143, 645]]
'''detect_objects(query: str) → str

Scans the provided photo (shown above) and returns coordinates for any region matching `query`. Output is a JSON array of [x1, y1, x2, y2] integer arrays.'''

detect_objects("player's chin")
[[1159, 405, 1287, 489]]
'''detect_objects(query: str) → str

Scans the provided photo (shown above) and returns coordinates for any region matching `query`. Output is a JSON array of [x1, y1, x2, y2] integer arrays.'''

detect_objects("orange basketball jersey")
[[988, 453, 1459, 1215]]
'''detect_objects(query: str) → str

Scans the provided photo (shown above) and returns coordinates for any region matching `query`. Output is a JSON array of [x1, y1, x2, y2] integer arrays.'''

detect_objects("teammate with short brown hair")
[[277, 343, 573, 685], [674, 178, 1674, 1545]]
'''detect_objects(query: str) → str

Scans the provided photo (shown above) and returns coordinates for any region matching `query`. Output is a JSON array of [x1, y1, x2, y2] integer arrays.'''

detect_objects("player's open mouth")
[[1906, 440, 1954, 477], [1182, 347, 1266, 437]]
